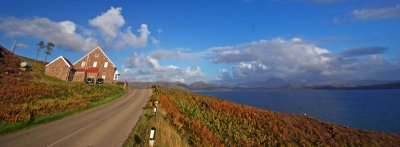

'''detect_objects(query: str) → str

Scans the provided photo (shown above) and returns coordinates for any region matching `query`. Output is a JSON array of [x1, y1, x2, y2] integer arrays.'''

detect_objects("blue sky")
[[1, 0, 400, 84]]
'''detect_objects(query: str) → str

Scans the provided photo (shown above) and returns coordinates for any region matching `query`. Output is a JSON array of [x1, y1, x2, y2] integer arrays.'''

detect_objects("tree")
[[44, 42, 55, 64], [35, 41, 45, 63]]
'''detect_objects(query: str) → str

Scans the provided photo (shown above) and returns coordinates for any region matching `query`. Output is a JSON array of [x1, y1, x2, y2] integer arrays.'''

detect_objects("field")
[[147, 87, 400, 146], [0, 46, 126, 134]]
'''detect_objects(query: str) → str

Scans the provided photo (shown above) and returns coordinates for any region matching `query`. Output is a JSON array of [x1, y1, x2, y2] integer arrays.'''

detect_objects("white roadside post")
[[149, 127, 156, 146], [153, 107, 157, 116]]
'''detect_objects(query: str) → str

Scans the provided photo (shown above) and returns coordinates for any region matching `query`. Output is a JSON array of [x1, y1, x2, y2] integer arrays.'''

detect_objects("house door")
[[101, 72, 106, 79]]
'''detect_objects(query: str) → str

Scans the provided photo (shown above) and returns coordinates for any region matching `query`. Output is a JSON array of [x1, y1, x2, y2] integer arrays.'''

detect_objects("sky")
[[0, 0, 399, 85]]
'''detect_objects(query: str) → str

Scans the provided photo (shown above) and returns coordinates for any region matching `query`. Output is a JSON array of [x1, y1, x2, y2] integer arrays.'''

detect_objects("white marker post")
[[149, 127, 156, 146], [153, 107, 157, 116]]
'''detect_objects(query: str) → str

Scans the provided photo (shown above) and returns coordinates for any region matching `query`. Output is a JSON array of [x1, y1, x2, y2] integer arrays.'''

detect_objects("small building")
[[44, 47, 119, 83], [45, 56, 74, 81], [73, 47, 118, 83]]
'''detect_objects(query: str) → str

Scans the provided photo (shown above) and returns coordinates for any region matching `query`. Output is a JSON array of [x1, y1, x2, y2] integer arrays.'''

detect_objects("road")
[[0, 89, 151, 147]]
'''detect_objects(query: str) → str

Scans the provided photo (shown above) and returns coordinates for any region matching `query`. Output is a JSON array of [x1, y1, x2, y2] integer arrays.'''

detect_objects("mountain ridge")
[[129, 80, 400, 91]]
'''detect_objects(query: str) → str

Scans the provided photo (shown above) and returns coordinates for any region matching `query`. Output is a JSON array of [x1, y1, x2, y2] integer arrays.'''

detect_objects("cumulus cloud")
[[0, 6, 153, 51], [0, 17, 98, 51], [89, 7, 125, 41], [150, 49, 201, 60], [151, 37, 160, 45], [90, 7, 150, 49], [352, 5, 400, 20], [116, 24, 150, 48], [122, 53, 207, 83], [210, 38, 399, 84], [340, 46, 387, 58]]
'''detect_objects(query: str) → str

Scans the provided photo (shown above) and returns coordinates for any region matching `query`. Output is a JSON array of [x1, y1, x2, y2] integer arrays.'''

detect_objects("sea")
[[197, 89, 400, 133]]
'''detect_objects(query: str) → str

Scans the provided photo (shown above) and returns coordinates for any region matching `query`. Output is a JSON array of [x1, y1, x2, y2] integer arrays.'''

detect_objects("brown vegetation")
[[0, 45, 124, 124], [154, 87, 400, 146], [124, 91, 189, 147]]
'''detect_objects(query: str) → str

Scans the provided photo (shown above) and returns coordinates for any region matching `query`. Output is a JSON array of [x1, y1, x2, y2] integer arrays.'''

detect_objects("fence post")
[[149, 127, 156, 146]]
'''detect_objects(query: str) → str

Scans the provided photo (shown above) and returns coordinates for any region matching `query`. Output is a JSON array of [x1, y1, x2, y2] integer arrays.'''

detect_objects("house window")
[[95, 53, 99, 58], [81, 61, 86, 68], [93, 61, 97, 67], [102, 72, 106, 79], [104, 62, 108, 68]]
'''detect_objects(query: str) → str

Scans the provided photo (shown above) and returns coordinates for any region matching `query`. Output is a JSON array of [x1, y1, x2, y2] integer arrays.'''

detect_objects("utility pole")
[[11, 40, 16, 56]]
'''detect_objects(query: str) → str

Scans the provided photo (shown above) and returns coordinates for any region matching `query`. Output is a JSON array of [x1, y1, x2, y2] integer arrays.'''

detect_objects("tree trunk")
[[44, 54, 48, 65], [35, 50, 40, 63]]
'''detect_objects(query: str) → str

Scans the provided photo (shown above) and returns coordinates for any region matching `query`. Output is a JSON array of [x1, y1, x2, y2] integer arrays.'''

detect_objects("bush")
[[134, 134, 142, 144]]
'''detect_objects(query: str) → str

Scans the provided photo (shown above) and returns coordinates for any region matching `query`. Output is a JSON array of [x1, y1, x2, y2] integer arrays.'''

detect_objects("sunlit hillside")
[[0, 46, 125, 134]]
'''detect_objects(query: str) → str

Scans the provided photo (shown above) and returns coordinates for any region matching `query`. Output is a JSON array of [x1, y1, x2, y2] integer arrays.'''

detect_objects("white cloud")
[[122, 53, 207, 83], [352, 5, 400, 20], [16, 43, 29, 48], [0, 6, 153, 52], [0, 17, 98, 51], [150, 49, 202, 60], [89, 7, 151, 49], [89, 7, 125, 40], [117, 24, 150, 48], [151, 37, 160, 45], [211, 37, 400, 83]]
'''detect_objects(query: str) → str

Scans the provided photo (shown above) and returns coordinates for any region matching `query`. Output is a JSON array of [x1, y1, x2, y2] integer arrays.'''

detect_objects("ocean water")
[[197, 89, 400, 133]]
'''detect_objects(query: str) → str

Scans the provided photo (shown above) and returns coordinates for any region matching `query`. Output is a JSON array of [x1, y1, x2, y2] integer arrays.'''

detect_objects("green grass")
[[124, 107, 152, 146]]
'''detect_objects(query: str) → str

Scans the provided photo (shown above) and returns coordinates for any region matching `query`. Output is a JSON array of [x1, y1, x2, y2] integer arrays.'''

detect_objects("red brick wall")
[[45, 58, 71, 81], [73, 48, 116, 83], [72, 71, 86, 82]]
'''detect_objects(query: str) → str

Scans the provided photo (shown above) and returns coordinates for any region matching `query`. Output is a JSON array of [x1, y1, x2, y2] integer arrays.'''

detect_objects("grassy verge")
[[124, 89, 188, 147], [0, 87, 125, 135]]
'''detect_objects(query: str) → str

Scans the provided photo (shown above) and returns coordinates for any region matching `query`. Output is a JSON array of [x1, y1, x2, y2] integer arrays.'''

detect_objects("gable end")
[[73, 47, 116, 68]]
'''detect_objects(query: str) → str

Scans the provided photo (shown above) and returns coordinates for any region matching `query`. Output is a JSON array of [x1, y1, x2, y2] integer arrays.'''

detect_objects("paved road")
[[0, 89, 151, 147]]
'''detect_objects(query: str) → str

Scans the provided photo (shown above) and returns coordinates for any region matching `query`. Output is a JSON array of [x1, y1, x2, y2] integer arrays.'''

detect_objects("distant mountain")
[[309, 82, 400, 90], [189, 81, 232, 91], [129, 80, 400, 91], [238, 78, 288, 88], [190, 81, 208, 88], [129, 81, 190, 90]]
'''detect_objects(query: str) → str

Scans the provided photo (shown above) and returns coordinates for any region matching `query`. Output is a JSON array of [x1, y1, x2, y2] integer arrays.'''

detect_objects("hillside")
[[130, 80, 400, 92], [0, 45, 125, 134], [129, 81, 191, 90], [150, 87, 400, 146]]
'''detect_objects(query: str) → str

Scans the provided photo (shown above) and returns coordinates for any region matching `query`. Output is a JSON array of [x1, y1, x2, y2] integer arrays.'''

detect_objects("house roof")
[[73, 47, 116, 68], [45, 56, 73, 68]]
